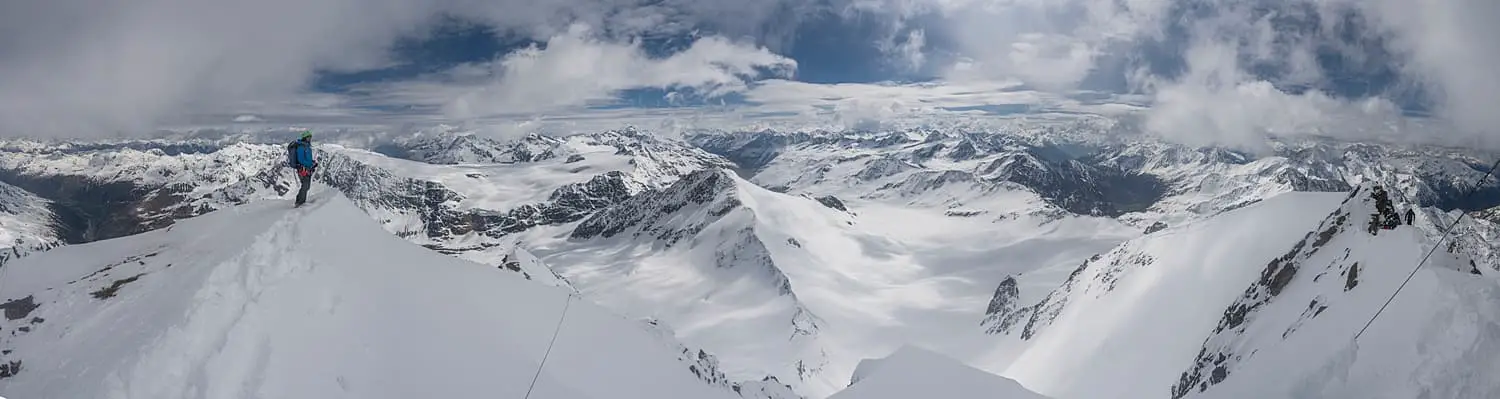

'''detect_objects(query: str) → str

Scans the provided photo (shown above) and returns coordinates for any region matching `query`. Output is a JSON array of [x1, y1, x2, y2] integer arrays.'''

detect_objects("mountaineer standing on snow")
[[287, 130, 318, 207]]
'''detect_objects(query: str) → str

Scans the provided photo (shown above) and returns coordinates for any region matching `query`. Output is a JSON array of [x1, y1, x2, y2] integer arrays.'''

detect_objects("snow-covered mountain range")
[[373, 126, 569, 165], [0, 123, 1495, 398]]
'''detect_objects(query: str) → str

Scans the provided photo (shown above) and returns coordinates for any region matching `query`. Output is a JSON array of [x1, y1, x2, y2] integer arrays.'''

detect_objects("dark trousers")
[[296, 171, 312, 205]]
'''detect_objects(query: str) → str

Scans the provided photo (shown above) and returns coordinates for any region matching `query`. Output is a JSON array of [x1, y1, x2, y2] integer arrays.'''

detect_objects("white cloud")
[[0, 0, 443, 137], [1147, 0, 1500, 149], [878, 29, 928, 74], [1353, 0, 1500, 145], [907, 0, 1171, 90], [817, 0, 1500, 149], [441, 24, 796, 118], [0, 0, 811, 138], [1135, 24, 1407, 153], [291, 78, 1121, 140], [333, 24, 797, 120]]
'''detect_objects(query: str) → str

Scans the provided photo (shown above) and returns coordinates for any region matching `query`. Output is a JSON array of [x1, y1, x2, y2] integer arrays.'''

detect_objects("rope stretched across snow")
[[1354, 157, 1500, 342], [525, 291, 575, 399]]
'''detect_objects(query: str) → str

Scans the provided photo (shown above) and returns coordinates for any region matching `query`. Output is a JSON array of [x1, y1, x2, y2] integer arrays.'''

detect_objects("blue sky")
[[312, 5, 1416, 109], [306, 1, 1433, 125], [312, 11, 947, 108], [0, 0, 1496, 147]]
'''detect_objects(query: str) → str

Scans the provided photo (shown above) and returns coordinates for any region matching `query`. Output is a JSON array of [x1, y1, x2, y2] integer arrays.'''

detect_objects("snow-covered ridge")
[[0, 191, 786, 398], [565, 168, 834, 391], [1173, 183, 1497, 398]]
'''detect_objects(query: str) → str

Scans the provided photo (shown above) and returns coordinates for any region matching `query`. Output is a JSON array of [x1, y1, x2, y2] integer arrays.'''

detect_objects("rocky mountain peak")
[[570, 168, 741, 244]]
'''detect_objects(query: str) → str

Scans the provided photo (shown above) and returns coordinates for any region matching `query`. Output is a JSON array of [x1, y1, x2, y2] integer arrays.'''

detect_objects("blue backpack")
[[286, 141, 302, 168]]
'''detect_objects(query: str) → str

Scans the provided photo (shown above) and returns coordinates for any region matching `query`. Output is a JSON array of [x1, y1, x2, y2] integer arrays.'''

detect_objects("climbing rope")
[[0, 258, 9, 300], [524, 291, 575, 399], [1353, 157, 1500, 342]]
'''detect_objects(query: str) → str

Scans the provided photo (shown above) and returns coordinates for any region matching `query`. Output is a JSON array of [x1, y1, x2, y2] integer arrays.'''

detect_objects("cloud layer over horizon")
[[1, 0, 1498, 149]]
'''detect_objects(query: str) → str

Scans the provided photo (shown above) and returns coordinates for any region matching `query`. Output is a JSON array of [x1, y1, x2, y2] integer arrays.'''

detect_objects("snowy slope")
[[989, 191, 1349, 398], [831, 346, 1048, 399], [1201, 267, 1500, 399], [0, 191, 781, 399], [1172, 183, 1500, 399]]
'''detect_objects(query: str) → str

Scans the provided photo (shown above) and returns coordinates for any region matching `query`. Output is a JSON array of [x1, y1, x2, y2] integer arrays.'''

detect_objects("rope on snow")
[[1353, 157, 1500, 342], [525, 291, 575, 399]]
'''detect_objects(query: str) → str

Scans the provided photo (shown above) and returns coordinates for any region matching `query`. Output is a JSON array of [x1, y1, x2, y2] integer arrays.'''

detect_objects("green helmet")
[[299, 130, 313, 140]]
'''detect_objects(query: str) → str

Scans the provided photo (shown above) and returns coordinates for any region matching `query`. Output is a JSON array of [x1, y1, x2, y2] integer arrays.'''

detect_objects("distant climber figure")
[[1405, 208, 1416, 225], [286, 130, 318, 207]]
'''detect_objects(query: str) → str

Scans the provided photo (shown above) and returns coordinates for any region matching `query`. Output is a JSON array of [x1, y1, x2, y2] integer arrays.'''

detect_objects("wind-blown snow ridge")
[[0, 191, 786, 399], [831, 346, 1048, 399]]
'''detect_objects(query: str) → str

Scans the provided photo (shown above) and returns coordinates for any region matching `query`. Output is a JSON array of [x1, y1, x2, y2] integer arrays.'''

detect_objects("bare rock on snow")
[[0, 296, 38, 321], [815, 195, 848, 212]]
